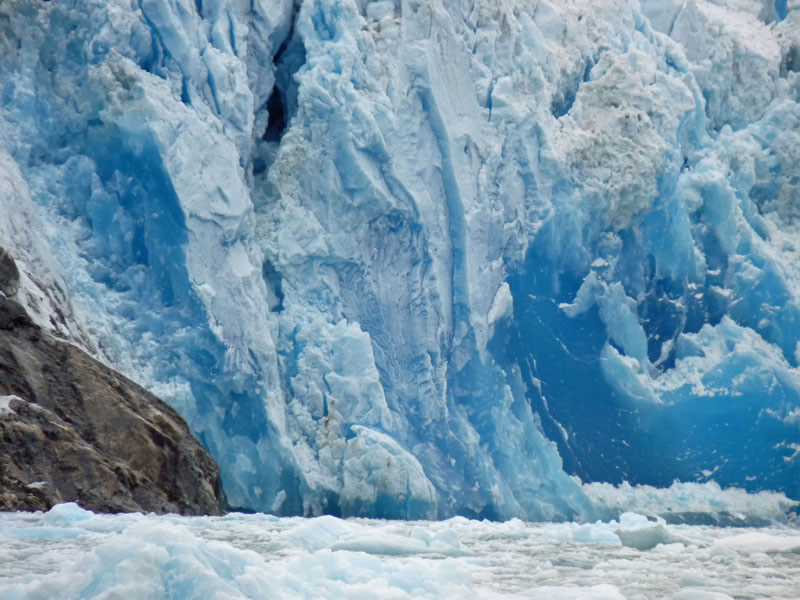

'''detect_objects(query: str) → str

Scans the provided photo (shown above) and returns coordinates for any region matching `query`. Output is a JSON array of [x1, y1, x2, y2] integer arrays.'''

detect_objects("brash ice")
[[0, 0, 798, 518]]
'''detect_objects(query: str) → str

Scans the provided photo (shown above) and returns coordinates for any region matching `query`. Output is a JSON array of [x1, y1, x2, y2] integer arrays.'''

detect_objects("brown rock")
[[0, 289, 225, 515]]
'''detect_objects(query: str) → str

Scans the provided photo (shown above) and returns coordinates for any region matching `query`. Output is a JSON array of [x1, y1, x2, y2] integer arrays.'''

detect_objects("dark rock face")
[[0, 248, 19, 298], [0, 285, 225, 515]]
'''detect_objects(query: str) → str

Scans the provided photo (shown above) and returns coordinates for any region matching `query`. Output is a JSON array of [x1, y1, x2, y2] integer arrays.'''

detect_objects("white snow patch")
[[487, 282, 513, 325], [0, 395, 22, 416], [713, 532, 800, 554]]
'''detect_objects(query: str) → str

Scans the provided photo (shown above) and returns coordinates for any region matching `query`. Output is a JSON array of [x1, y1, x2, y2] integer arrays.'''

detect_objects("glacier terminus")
[[0, 0, 799, 521]]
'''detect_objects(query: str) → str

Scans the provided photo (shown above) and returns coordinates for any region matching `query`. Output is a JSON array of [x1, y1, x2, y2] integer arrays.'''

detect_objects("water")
[[1, 503, 798, 599]]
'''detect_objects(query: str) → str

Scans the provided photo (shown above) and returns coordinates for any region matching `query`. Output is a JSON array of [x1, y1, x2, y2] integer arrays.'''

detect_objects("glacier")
[[0, 0, 799, 520]]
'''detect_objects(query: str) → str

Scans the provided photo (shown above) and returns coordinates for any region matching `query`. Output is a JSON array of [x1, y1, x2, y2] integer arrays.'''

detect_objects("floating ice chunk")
[[671, 592, 734, 600], [279, 515, 355, 551], [42, 503, 94, 525], [570, 523, 623, 545], [618, 512, 653, 529], [615, 523, 677, 551], [615, 512, 682, 550], [520, 584, 627, 600], [712, 532, 800, 554], [331, 525, 466, 557]]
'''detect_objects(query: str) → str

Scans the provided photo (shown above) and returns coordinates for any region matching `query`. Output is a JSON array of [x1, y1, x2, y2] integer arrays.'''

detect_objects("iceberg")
[[0, 0, 798, 518]]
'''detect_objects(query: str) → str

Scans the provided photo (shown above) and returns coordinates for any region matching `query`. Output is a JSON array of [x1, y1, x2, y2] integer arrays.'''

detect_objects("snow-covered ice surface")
[[1, 503, 799, 599], [1, 0, 800, 519]]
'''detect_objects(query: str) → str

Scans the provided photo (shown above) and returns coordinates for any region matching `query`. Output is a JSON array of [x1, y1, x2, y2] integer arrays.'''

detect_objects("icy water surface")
[[1, 503, 799, 599]]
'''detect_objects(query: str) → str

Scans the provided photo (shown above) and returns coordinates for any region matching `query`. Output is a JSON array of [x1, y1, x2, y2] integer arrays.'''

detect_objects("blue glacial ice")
[[0, 0, 799, 519]]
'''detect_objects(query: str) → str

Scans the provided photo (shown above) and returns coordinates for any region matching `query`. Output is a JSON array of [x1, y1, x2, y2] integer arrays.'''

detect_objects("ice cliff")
[[0, 0, 798, 519]]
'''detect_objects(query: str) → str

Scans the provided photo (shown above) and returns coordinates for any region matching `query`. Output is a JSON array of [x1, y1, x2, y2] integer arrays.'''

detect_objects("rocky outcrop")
[[0, 248, 19, 297], [0, 253, 225, 515]]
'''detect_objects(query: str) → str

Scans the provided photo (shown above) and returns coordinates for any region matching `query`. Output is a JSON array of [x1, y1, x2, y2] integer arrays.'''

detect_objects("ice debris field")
[[1, 497, 800, 600]]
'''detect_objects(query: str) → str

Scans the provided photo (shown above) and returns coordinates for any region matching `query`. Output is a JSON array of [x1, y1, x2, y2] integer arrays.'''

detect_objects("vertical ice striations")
[[0, 0, 798, 518], [255, 0, 607, 518], [0, 0, 297, 512]]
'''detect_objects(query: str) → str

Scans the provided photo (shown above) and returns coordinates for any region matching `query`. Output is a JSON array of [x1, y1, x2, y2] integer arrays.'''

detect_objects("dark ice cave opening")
[[262, 86, 287, 143]]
